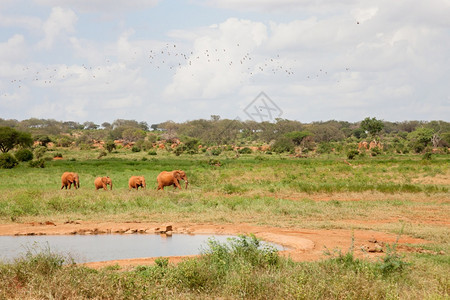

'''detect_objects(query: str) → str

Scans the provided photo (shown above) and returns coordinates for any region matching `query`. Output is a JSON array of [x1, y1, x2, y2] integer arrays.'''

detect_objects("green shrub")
[[371, 147, 382, 157], [148, 150, 157, 155], [174, 146, 184, 156], [238, 147, 252, 154], [422, 152, 433, 160], [15, 149, 34, 162], [53, 152, 63, 158], [0, 153, 18, 169], [271, 137, 295, 153], [155, 257, 169, 268], [347, 149, 359, 160], [29, 159, 45, 168], [105, 140, 116, 153], [131, 146, 141, 152], [33, 146, 47, 159], [208, 158, 222, 166], [210, 148, 222, 156]]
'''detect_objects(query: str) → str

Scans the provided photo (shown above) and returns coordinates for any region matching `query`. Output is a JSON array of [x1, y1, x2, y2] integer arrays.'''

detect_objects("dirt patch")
[[0, 221, 432, 269], [411, 174, 450, 185]]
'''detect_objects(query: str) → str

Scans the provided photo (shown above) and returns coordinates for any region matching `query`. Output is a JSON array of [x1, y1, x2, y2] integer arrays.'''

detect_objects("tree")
[[83, 121, 99, 130], [360, 117, 384, 137], [122, 128, 147, 143], [101, 122, 112, 130], [0, 127, 33, 153], [284, 131, 312, 146], [408, 127, 435, 153]]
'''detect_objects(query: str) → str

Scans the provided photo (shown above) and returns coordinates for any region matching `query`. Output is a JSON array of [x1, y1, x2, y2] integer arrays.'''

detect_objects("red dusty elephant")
[[94, 176, 113, 190], [157, 170, 188, 190], [61, 172, 80, 189], [129, 176, 146, 190]]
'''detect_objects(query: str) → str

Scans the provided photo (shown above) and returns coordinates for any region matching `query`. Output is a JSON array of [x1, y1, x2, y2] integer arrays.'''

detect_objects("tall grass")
[[0, 235, 447, 299]]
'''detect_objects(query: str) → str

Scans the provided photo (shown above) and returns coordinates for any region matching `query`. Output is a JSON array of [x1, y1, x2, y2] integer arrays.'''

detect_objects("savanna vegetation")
[[0, 116, 448, 299]]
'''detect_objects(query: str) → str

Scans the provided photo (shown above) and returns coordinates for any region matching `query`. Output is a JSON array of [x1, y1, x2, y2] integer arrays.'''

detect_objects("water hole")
[[0, 234, 284, 263]]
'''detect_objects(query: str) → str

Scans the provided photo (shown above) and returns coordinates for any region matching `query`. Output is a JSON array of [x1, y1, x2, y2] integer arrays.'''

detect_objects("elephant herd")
[[60, 170, 188, 191]]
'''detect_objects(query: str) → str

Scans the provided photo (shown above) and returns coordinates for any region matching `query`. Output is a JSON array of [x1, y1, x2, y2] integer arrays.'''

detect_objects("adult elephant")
[[157, 170, 188, 190], [94, 176, 113, 190], [129, 176, 146, 190], [61, 172, 80, 189]]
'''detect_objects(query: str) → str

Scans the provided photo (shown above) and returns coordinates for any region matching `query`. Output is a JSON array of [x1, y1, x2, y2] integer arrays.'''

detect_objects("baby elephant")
[[94, 176, 113, 190], [61, 172, 80, 189], [157, 170, 188, 190], [129, 176, 146, 190]]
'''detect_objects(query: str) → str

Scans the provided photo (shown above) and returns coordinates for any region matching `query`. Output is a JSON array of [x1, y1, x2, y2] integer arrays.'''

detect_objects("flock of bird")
[[2, 42, 351, 98]]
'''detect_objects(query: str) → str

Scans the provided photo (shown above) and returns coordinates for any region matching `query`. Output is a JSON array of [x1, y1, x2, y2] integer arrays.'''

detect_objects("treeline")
[[1, 117, 449, 154]]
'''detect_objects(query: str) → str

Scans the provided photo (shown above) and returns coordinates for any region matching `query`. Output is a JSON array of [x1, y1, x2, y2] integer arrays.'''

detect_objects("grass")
[[0, 149, 449, 298], [0, 235, 447, 299]]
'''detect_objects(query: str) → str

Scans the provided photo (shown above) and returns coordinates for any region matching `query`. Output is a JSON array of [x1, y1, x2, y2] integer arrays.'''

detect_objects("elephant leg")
[[174, 180, 181, 189]]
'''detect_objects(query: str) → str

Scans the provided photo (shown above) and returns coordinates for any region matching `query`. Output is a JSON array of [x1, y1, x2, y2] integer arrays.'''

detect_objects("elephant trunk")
[[110, 182, 113, 190], [185, 180, 188, 189]]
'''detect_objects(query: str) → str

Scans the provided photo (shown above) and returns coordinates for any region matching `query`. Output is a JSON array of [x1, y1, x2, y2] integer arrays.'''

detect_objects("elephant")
[[94, 176, 112, 190], [157, 170, 188, 190], [61, 172, 80, 189], [129, 176, 146, 190]]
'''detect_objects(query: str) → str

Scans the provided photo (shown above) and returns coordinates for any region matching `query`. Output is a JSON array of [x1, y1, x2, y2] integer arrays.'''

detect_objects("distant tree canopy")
[[0, 127, 33, 153], [0, 118, 448, 153], [360, 117, 384, 137]]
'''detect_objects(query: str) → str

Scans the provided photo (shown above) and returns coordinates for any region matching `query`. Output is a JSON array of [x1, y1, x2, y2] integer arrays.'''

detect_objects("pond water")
[[0, 234, 284, 263]]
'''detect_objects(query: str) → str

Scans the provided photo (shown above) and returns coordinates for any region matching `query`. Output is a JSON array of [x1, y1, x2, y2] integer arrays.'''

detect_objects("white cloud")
[[0, 14, 42, 32], [164, 18, 268, 99], [0, 34, 28, 61], [37, 7, 78, 49], [34, 0, 160, 14]]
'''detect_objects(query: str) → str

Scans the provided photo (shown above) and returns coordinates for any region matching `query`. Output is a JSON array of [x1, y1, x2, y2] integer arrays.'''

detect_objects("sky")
[[1, 0, 449, 126]]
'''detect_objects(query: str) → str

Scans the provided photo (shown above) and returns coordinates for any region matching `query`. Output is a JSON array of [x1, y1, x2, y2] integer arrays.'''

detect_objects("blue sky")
[[1, 0, 449, 125]]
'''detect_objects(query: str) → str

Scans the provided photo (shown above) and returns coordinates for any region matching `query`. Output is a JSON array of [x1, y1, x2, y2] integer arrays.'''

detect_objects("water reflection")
[[0, 234, 283, 263]]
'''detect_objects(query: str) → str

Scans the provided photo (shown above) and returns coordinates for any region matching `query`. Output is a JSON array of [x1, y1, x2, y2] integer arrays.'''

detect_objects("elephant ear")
[[173, 171, 182, 180]]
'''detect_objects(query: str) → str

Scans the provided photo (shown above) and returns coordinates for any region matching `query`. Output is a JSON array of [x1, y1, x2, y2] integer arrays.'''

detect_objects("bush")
[[53, 152, 63, 158], [208, 158, 222, 166], [238, 147, 252, 154], [210, 148, 222, 156], [347, 150, 359, 160], [148, 150, 157, 155], [29, 159, 45, 168], [174, 146, 184, 156], [0, 153, 18, 169], [105, 140, 116, 153], [97, 151, 107, 159], [15, 149, 34, 162], [422, 152, 433, 160], [131, 146, 141, 152], [271, 137, 295, 153], [317, 142, 333, 154], [33, 146, 47, 159], [370, 147, 382, 157]]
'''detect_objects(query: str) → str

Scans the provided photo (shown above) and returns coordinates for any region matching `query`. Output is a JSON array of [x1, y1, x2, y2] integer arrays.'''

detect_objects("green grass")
[[0, 235, 448, 299], [0, 149, 449, 299]]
